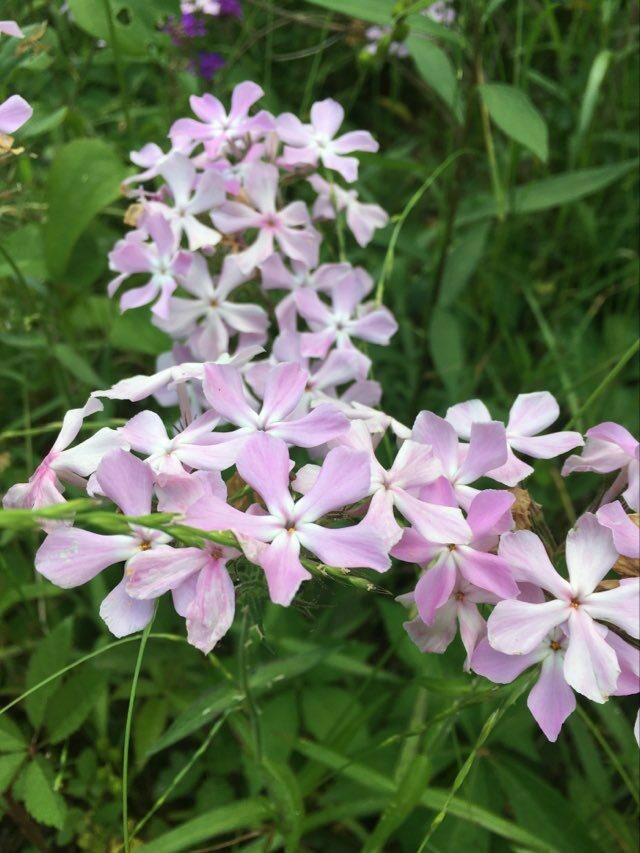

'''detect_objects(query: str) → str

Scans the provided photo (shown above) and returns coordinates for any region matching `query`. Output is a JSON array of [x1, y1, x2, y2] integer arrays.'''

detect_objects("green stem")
[[122, 611, 156, 853], [476, 58, 506, 221], [563, 337, 640, 429], [101, 0, 132, 145]]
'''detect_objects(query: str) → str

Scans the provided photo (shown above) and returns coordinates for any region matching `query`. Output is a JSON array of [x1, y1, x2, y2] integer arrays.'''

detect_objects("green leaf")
[[438, 221, 491, 308], [20, 106, 68, 139], [142, 798, 273, 853], [110, 307, 173, 355], [134, 698, 168, 768], [0, 752, 26, 791], [0, 717, 28, 753], [67, 0, 178, 55], [575, 50, 611, 144], [52, 343, 104, 388], [479, 83, 548, 162], [45, 139, 126, 280], [456, 159, 639, 223], [301, 0, 392, 23], [263, 758, 305, 851], [407, 36, 463, 123], [302, 686, 361, 741], [428, 306, 466, 397], [364, 755, 431, 852], [46, 669, 108, 744], [17, 758, 67, 829], [25, 619, 74, 729], [0, 583, 64, 619], [147, 648, 329, 756], [0, 224, 47, 282]]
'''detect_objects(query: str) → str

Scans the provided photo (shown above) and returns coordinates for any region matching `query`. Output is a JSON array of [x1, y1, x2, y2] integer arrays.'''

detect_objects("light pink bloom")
[[206, 141, 266, 196], [488, 515, 640, 702], [119, 409, 230, 475], [393, 490, 518, 624], [170, 81, 273, 155], [154, 254, 268, 360], [364, 26, 409, 59], [212, 162, 320, 274], [181, 0, 221, 14], [277, 98, 378, 182], [260, 254, 352, 331], [200, 361, 349, 465], [400, 579, 499, 670], [473, 627, 638, 741], [446, 392, 583, 486], [0, 95, 32, 134], [0, 21, 24, 37], [411, 411, 508, 509], [596, 501, 640, 558], [295, 273, 397, 358], [186, 433, 390, 605], [3, 398, 126, 513], [35, 450, 171, 637], [308, 174, 389, 247], [151, 152, 224, 250], [562, 422, 639, 511], [123, 143, 192, 189], [108, 214, 193, 319]]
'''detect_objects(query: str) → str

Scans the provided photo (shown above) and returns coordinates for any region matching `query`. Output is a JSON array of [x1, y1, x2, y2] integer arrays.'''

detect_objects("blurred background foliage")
[[0, 0, 638, 850]]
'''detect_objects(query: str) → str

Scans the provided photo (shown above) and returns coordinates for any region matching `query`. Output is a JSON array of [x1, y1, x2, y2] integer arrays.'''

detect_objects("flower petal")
[[126, 546, 209, 598], [488, 598, 569, 655], [36, 529, 137, 588], [564, 609, 620, 703], [498, 530, 571, 599], [295, 446, 371, 523], [527, 652, 576, 741], [297, 521, 390, 572], [566, 512, 618, 597], [582, 578, 640, 638], [100, 578, 154, 638], [186, 558, 235, 654], [95, 448, 154, 517], [507, 391, 560, 436], [414, 553, 457, 624], [236, 433, 294, 519], [259, 531, 310, 606]]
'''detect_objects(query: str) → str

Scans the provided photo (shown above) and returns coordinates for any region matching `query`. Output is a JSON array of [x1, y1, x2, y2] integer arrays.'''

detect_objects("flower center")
[[550, 640, 561, 651], [139, 541, 152, 551], [570, 598, 580, 608]]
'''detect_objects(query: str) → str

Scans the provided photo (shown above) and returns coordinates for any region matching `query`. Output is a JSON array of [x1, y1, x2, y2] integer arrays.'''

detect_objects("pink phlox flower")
[[181, 0, 222, 14], [423, 1, 456, 26], [108, 213, 193, 319], [596, 501, 640, 558], [125, 468, 238, 653], [153, 254, 268, 361], [120, 409, 226, 475], [35, 449, 171, 637], [146, 152, 224, 250], [562, 421, 639, 511], [3, 398, 127, 515], [169, 81, 273, 156], [246, 331, 371, 414], [212, 162, 320, 274], [411, 411, 508, 509], [399, 578, 498, 670], [260, 254, 353, 331], [185, 432, 390, 605], [277, 98, 378, 183], [204, 141, 266, 195], [488, 514, 640, 703], [446, 391, 583, 486], [0, 20, 24, 38], [392, 489, 518, 625], [308, 174, 389, 247], [123, 142, 194, 190], [364, 26, 409, 59], [295, 270, 397, 359], [310, 396, 410, 442], [200, 361, 350, 466], [0, 95, 32, 134]]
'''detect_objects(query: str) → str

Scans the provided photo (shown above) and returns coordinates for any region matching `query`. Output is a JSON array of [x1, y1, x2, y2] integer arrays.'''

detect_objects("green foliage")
[[0, 0, 638, 850]]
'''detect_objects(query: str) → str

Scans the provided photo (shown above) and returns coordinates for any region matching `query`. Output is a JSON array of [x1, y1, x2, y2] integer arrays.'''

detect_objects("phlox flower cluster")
[[0, 22, 32, 137], [5, 82, 638, 745]]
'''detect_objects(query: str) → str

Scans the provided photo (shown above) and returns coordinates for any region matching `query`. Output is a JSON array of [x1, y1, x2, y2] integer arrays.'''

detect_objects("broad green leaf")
[[0, 717, 27, 753], [110, 307, 173, 355], [364, 755, 431, 852], [438, 221, 491, 308], [479, 83, 548, 162], [45, 139, 126, 280], [46, 669, 108, 744], [456, 159, 639, 224], [20, 106, 68, 139], [142, 798, 274, 853], [67, 0, 178, 55], [428, 306, 466, 397], [134, 698, 168, 768], [18, 757, 67, 829], [25, 619, 73, 729], [0, 752, 26, 791], [0, 224, 47, 282], [407, 36, 463, 123], [52, 343, 104, 388]]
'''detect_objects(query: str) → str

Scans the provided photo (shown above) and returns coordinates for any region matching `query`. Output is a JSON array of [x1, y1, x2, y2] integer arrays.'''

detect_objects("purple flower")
[[196, 51, 225, 81], [446, 392, 584, 486], [562, 421, 639, 511], [186, 432, 390, 605], [295, 271, 397, 359], [488, 515, 640, 703], [181, 12, 206, 37], [212, 162, 321, 274], [278, 98, 379, 183], [108, 213, 193, 318]]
